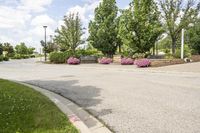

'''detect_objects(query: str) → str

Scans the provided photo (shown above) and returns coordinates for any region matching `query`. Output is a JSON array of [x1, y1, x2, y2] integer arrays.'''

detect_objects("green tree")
[[188, 21, 200, 54], [118, 0, 163, 55], [40, 40, 58, 54], [54, 13, 84, 54], [15, 42, 28, 55], [3, 43, 14, 57], [0, 43, 3, 55], [27, 47, 35, 55], [88, 0, 118, 57], [159, 0, 200, 54]]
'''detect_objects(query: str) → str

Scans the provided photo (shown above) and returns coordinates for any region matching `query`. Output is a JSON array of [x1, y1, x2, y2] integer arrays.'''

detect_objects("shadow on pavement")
[[24, 79, 112, 129]]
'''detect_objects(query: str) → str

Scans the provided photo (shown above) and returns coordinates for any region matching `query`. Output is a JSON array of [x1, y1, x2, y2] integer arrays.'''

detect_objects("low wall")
[[150, 59, 185, 67], [191, 55, 200, 62]]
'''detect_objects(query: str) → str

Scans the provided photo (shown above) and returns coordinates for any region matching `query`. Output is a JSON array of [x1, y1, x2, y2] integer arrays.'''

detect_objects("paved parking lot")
[[0, 59, 200, 133]]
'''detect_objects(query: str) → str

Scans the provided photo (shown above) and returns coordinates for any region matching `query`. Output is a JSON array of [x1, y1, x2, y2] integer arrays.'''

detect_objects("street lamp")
[[181, 29, 184, 59], [43, 26, 47, 62]]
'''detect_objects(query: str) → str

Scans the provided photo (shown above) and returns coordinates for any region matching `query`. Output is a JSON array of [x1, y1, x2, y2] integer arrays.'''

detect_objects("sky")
[[0, 0, 130, 51]]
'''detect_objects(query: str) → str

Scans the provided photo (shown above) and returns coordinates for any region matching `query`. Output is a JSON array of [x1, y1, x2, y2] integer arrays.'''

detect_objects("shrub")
[[49, 52, 66, 64], [134, 58, 151, 67], [67, 57, 80, 65], [0, 55, 3, 62], [11, 54, 22, 59], [3, 56, 9, 61], [30, 55, 36, 58], [174, 45, 191, 59], [99, 57, 112, 64], [121, 58, 134, 65]]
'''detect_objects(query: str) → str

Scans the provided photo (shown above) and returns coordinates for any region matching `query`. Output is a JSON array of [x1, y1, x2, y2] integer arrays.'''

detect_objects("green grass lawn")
[[0, 79, 78, 133]]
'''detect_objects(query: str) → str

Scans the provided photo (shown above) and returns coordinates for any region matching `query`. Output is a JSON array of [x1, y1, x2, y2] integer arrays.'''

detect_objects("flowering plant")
[[99, 57, 112, 64], [67, 57, 80, 65], [121, 58, 134, 65], [134, 58, 151, 67]]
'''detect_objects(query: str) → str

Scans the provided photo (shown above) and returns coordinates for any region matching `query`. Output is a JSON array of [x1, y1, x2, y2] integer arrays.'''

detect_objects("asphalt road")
[[0, 59, 200, 133]]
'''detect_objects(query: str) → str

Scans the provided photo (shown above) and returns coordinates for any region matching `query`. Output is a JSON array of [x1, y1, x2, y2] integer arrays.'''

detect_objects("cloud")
[[0, 5, 31, 29], [31, 14, 56, 27], [18, 0, 53, 13]]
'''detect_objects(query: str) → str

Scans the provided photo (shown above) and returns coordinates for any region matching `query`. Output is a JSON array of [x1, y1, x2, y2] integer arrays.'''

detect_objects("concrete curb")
[[18, 82, 112, 133]]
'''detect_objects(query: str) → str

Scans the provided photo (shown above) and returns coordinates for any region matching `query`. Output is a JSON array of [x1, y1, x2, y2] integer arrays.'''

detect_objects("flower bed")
[[99, 57, 112, 64], [134, 58, 151, 67], [67, 57, 80, 65], [121, 58, 134, 65]]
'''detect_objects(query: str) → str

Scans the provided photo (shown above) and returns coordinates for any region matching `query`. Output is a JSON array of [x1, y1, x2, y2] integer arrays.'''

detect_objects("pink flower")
[[121, 58, 134, 65], [99, 57, 112, 64], [134, 58, 151, 67], [67, 57, 80, 65]]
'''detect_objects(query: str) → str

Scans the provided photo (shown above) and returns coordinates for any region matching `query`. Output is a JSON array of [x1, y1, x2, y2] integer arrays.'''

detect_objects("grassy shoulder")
[[0, 79, 78, 133]]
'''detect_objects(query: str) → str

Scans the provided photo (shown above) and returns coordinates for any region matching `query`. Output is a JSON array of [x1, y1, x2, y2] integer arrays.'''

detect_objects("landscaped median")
[[0, 79, 78, 133]]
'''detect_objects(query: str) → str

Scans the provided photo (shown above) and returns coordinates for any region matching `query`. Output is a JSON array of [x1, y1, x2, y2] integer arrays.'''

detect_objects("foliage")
[[0, 43, 3, 55], [88, 0, 119, 57], [187, 20, 200, 54], [15, 42, 28, 55], [2, 43, 15, 57], [159, 0, 200, 54], [157, 36, 172, 51], [76, 49, 101, 57], [3, 56, 9, 61], [0, 55, 3, 62], [54, 13, 84, 53], [67, 57, 80, 65], [134, 58, 151, 67], [49, 52, 67, 64], [174, 45, 191, 58], [99, 57, 113, 64], [118, 0, 163, 55], [121, 58, 134, 65], [0, 79, 78, 133], [40, 40, 58, 54]]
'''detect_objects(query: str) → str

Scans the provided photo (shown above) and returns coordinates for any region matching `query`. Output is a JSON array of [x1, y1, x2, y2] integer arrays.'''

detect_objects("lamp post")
[[181, 29, 184, 59], [43, 26, 47, 62]]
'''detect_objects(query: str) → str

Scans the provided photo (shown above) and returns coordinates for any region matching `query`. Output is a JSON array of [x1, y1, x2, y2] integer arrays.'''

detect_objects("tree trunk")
[[153, 44, 155, 56], [172, 38, 176, 55], [119, 44, 121, 54]]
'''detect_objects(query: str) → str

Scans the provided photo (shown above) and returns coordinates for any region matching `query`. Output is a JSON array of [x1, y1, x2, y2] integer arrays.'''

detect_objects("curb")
[[18, 82, 112, 133]]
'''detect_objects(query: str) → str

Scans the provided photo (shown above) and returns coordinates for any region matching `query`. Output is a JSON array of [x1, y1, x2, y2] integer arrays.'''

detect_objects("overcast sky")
[[0, 0, 130, 51]]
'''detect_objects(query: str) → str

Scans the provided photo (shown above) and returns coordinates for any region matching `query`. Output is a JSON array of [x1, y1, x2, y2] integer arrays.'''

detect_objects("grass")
[[0, 79, 79, 133]]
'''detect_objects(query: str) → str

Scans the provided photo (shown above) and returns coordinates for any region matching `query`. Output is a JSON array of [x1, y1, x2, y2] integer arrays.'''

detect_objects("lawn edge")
[[15, 81, 112, 133]]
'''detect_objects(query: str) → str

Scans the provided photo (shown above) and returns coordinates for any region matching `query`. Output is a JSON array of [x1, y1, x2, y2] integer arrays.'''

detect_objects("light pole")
[[43, 26, 47, 62], [181, 28, 184, 59]]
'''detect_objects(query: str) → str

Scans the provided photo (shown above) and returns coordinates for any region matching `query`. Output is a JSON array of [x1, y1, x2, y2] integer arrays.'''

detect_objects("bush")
[[99, 57, 112, 64], [121, 58, 134, 65], [3, 56, 9, 61], [67, 57, 80, 65], [30, 55, 36, 58], [11, 54, 22, 59], [49, 52, 66, 64], [0, 55, 3, 62], [134, 58, 151, 67], [174, 45, 191, 59]]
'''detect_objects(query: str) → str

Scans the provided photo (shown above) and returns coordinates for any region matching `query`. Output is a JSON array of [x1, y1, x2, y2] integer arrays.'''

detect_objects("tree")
[[15, 42, 28, 55], [28, 47, 35, 55], [40, 40, 58, 53], [118, 0, 163, 55], [3, 43, 14, 57], [188, 20, 200, 54], [159, 0, 200, 54], [0, 43, 3, 55], [54, 13, 84, 54], [88, 0, 119, 57]]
